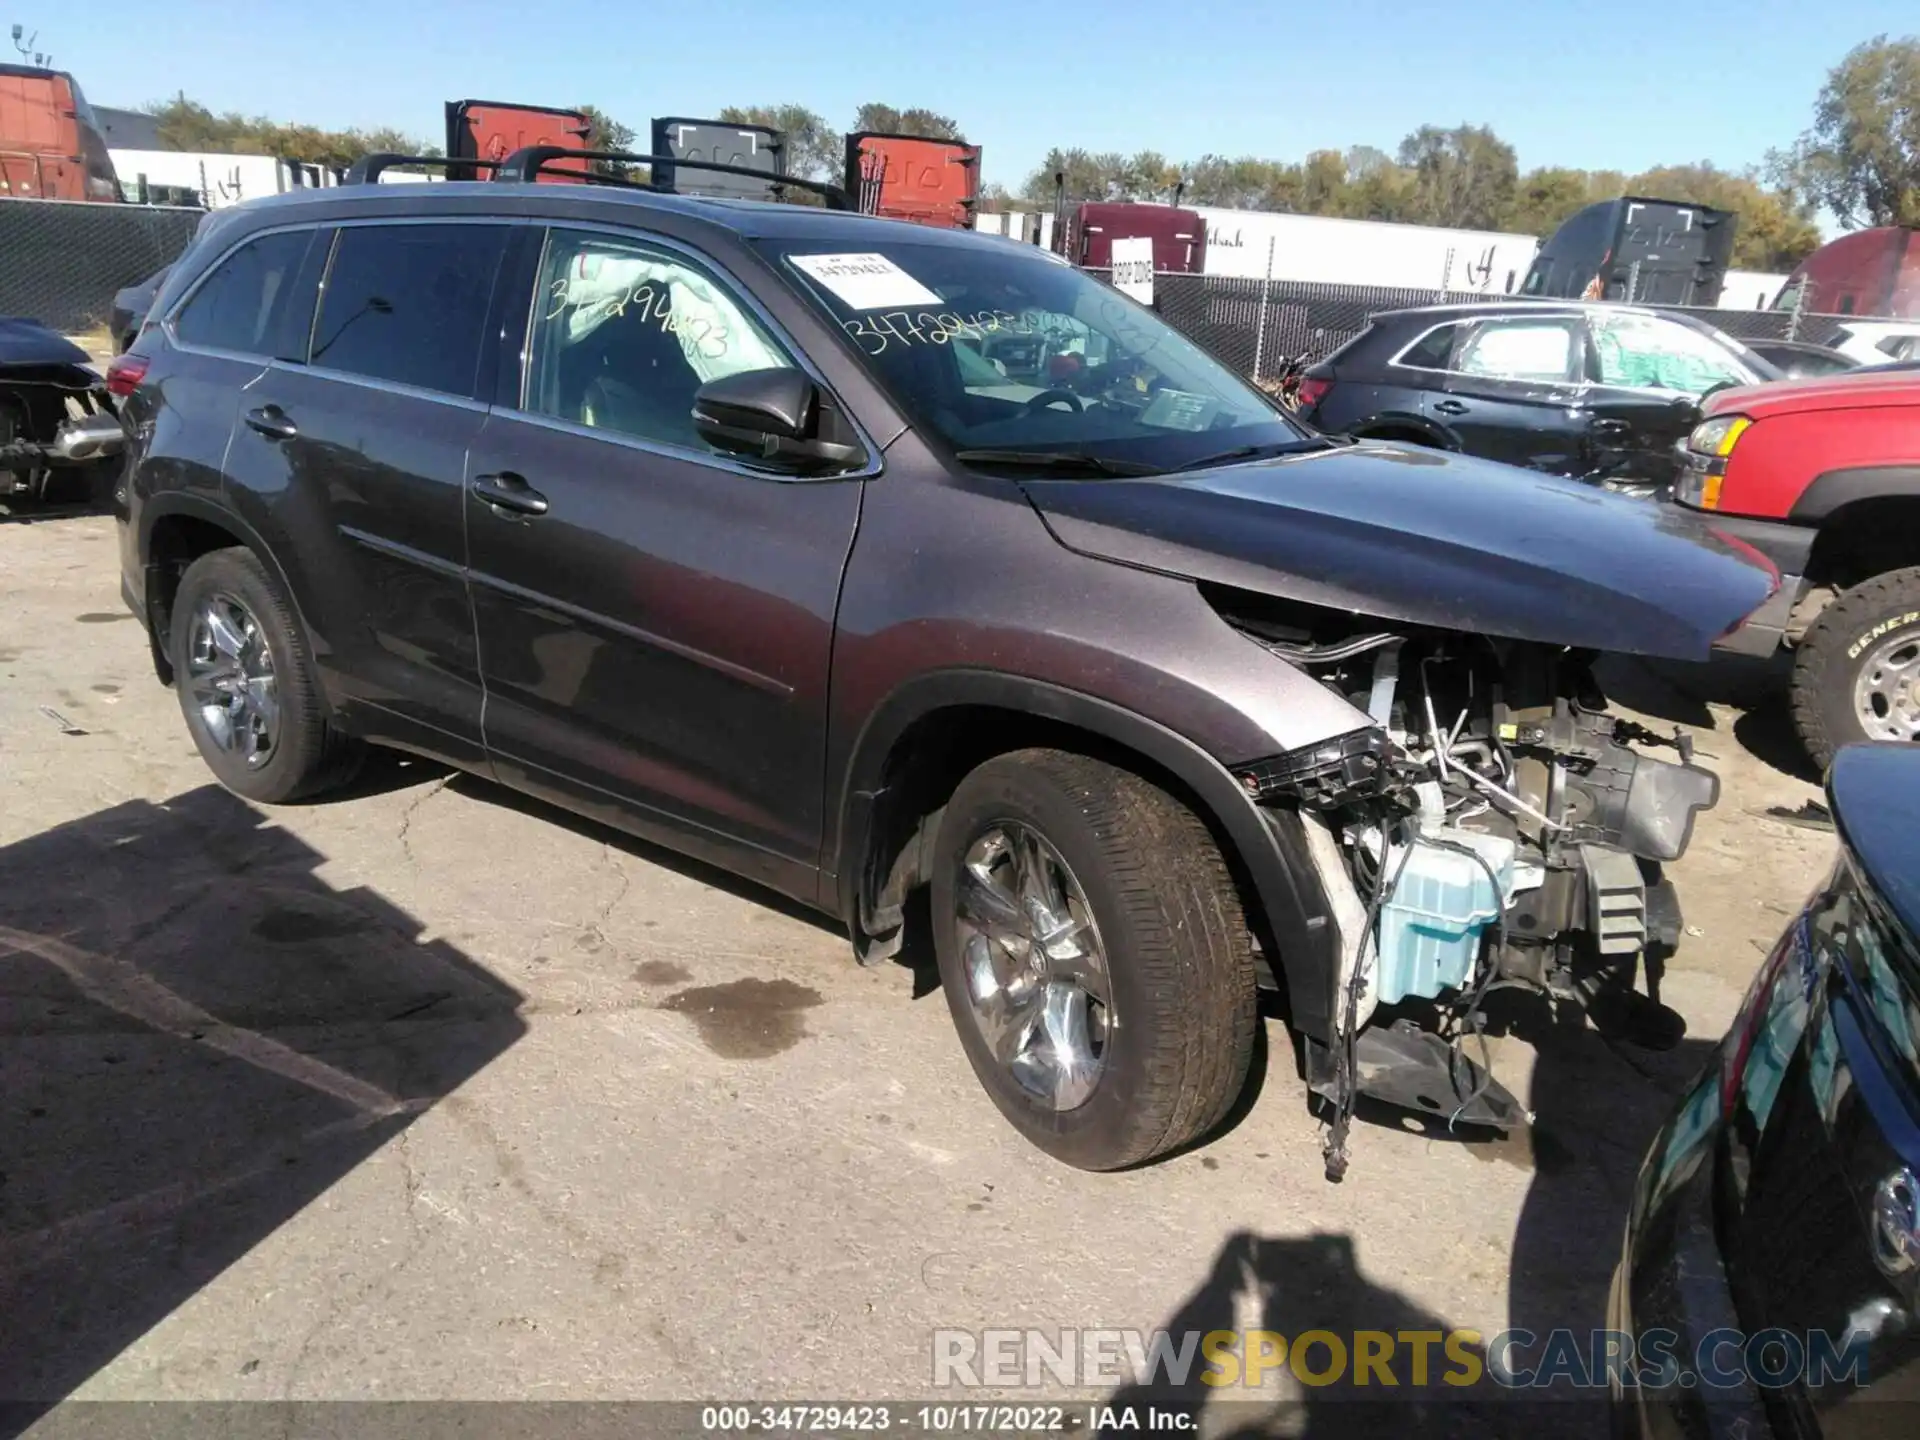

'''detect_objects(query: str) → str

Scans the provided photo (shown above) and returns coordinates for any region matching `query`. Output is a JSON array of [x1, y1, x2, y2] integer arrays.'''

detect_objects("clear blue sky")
[[38, 0, 1916, 189]]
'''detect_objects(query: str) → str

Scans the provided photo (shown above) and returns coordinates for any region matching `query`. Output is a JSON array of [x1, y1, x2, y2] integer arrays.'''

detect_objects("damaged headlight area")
[[1221, 596, 1717, 1178]]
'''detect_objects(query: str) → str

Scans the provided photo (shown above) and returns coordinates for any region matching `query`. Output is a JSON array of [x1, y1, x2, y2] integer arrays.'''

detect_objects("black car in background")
[[1612, 742, 1920, 1436], [109, 265, 168, 354], [1745, 338, 1858, 380], [1299, 301, 1780, 492]]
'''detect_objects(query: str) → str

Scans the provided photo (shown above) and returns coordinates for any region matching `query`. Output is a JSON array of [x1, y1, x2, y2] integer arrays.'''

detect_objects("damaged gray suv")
[[112, 150, 1779, 1173]]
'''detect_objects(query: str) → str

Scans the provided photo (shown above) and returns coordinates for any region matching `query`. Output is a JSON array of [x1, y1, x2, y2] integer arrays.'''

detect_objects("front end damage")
[[0, 318, 125, 507], [1225, 607, 1716, 1179]]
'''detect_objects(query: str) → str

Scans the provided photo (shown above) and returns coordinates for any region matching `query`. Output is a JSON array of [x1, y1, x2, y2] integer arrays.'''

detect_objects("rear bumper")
[[1696, 511, 1817, 658]]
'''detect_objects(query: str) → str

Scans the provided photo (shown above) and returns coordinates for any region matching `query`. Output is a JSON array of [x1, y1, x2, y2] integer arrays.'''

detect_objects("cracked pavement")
[[1, 514, 1839, 1426]]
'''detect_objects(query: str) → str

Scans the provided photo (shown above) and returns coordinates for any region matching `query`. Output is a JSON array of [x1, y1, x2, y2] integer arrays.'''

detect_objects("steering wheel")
[[1022, 389, 1086, 415]]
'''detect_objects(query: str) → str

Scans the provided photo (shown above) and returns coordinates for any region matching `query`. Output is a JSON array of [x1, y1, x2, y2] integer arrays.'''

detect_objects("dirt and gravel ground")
[[0, 509, 1837, 1433]]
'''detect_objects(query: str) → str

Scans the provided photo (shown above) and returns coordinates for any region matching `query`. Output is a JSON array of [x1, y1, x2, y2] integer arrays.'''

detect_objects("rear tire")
[[930, 749, 1258, 1170], [169, 547, 363, 803], [1790, 567, 1920, 770]]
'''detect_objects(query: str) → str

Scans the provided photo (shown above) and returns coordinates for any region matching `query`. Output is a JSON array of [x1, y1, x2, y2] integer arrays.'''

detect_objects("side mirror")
[[693, 369, 863, 472]]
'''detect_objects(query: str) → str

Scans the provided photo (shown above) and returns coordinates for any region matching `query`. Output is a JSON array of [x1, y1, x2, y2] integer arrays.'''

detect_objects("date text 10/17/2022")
[[699, 1404, 1182, 1433]]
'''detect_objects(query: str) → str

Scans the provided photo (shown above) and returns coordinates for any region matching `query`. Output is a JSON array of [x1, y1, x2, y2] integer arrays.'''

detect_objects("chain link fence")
[[1088, 267, 1858, 382], [0, 200, 203, 336]]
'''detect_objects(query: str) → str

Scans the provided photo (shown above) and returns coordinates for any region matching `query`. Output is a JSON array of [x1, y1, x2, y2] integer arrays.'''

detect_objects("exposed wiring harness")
[[1322, 834, 1411, 1183], [1254, 631, 1404, 665]]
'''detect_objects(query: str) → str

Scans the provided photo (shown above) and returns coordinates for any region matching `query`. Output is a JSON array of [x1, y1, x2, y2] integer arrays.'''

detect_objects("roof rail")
[[492, 146, 852, 210], [343, 154, 499, 185]]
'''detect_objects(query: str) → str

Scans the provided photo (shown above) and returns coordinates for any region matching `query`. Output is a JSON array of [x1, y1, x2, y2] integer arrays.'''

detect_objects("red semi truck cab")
[[1068, 202, 1207, 274], [1675, 370, 1920, 764], [845, 133, 979, 228], [446, 99, 592, 183], [1776, 227, 1918, 319], [0, 63, 118, 202]]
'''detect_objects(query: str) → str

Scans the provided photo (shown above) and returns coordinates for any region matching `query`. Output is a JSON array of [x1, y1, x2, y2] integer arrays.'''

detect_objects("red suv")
[[1674, 369, 1920, 765]]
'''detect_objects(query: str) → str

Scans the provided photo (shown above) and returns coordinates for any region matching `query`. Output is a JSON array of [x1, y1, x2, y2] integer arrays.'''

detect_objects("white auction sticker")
[[791, 253, 943, 310]]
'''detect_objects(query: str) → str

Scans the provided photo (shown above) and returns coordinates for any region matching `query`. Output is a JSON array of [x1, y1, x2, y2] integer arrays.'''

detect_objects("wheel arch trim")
[[139, 492, 307, 685], [1348, 412, 1456, 448], [1792, 465, 1920, 526], [832, 669, 1339, 1042]]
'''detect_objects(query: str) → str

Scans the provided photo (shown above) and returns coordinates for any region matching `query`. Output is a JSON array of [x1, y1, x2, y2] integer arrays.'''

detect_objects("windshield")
[[758, 238, 1306, 470]]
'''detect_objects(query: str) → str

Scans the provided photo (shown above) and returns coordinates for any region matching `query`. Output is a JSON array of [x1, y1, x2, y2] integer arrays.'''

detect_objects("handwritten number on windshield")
[[842, 308, 1051, 357]]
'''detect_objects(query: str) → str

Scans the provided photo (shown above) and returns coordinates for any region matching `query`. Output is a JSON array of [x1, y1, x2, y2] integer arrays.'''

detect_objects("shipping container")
[[1775, 227, 1919, 319], [845, 132, 980, 229], [1194, 206, 1537, 293], [0, 63, 118, 202], [109, 150, 294, 207], [1715, 269, 1787, 309]]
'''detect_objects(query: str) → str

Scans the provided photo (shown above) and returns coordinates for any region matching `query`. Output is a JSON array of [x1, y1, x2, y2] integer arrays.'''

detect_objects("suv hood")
[[1707, 370, 1920, 421], [1023, 442, 1776, 659]]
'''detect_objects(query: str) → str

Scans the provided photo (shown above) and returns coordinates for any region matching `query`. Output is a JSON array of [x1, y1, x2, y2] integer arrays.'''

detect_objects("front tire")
[[1791, 566, 1920, 769], [930, 749, 1258, 1170], [169, 547, 362, 803]]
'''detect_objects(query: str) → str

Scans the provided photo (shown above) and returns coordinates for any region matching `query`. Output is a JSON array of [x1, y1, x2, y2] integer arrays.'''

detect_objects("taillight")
[[105, 353, 149, 398], [1295, 375, 1333, 409]]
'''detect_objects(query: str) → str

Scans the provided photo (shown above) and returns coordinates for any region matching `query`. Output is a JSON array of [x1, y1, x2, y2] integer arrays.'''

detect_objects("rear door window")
[[310, 223, 509, 397], [172, 229, 316, 357], [1454, 318, 1579, 382]]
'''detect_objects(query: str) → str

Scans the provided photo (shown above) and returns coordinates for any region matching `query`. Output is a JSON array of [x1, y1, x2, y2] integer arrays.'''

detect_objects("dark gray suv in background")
[[110, 159, 1780, 1174]]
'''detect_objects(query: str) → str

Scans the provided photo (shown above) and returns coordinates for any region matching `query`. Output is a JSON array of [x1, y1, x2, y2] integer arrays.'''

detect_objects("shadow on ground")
[[0, 785, 526, 1419], [1107, 988, 1718, 1437]]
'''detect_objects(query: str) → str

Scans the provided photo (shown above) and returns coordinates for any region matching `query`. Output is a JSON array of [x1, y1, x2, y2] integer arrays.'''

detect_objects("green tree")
[[852, 104, 965, 140], [1396, 123, 1518, 229], [1779, 34, 1920, 228], [1504, 166, 1602, 238], [1179, 154, 1285, 209], [142, 94, 434, 168], [1021, 147, 1126, 205], [575, 104, 636, 177], [1626, 162, 1821, 269]]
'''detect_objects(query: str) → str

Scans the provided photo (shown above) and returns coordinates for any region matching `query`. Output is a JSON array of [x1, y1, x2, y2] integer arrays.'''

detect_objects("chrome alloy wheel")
[[954, 821, 1113, 1111], [1853, 631, 1920, 742], [186, 592, 279, 767]]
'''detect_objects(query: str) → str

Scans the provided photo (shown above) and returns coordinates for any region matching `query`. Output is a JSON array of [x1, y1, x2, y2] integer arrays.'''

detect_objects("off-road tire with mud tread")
[[931, 748, 1258, 1170], [1790, 566, 1920, 771], [169, 547, 363, 804]]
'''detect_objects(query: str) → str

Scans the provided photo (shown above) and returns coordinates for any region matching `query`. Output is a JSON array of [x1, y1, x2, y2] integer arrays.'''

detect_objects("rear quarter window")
[[1393, 323, 1459, 370], [172, 229, 316, 357]]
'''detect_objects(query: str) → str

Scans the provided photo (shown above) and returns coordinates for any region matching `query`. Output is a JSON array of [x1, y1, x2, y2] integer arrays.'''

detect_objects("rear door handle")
[[243, 405, 297, 441], [1433, 400, 1469, 416], [470, 471, 549, 517]]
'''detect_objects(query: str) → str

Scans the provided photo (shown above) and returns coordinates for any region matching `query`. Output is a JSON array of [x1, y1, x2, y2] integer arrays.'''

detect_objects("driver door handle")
[[243, 405, 297, 441], [1433, 400, 1469, 416], [1592, 419, 1633, 440], [470, 471, 549, 517]]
